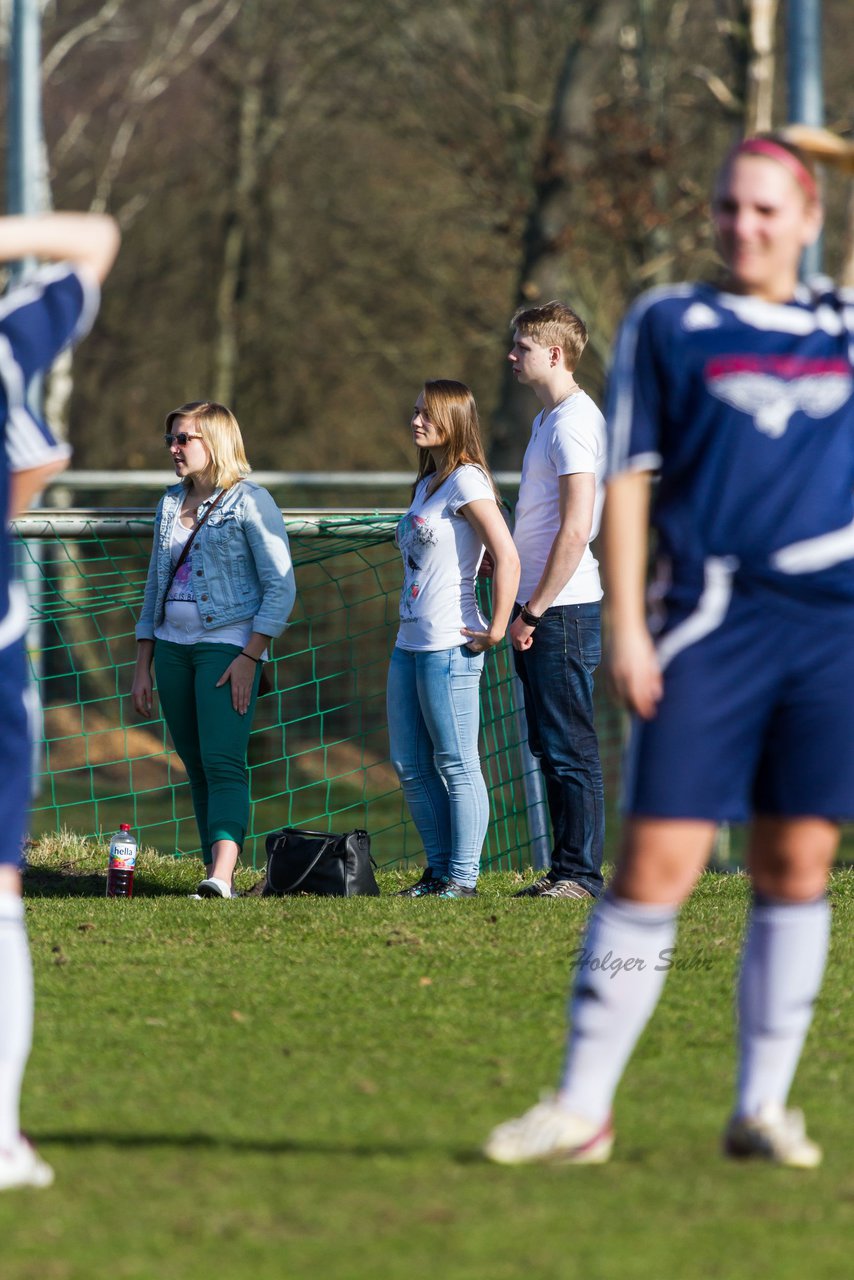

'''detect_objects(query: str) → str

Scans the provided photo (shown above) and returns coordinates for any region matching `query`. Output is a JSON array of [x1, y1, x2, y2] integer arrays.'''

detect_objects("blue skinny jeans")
[[387, 644, 488, 888]]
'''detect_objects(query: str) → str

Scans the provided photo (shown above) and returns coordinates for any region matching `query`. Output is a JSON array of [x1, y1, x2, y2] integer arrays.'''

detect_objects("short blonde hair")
[[165, 401, 251, 490], [511, 301, 588, 371]]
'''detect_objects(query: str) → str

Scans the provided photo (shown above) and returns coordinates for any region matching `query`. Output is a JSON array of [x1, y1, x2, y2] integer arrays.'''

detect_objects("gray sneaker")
[[540, 879, 593, 900], [512, 874, 555, 898], [397, 869, 438, 898], [513, 875, 592, 899]]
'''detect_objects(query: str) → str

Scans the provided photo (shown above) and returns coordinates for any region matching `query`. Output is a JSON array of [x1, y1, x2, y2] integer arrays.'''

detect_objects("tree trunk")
[[743, 0, 778, 134], [214, 65, 263, 407], [489, 0, 634, 470]]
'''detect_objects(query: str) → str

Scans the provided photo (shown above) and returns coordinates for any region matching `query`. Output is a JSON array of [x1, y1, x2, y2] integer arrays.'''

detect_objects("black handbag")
[[263, 827, 380, 897]]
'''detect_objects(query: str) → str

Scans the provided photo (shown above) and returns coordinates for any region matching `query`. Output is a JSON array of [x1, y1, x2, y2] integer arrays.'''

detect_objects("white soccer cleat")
[[723, 1103, 822, 1169], [484, 1094, 614, 1166], [0, 1137, 55, 1191]]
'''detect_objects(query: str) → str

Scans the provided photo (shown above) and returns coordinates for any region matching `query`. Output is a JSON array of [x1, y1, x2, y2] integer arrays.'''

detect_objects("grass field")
[[3, 834, 851, 1280]]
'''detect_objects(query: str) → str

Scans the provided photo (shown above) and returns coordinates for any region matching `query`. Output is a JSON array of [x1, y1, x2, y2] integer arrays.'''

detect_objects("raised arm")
[[2, 213, 121, 519], [0, 213, 120, 284]]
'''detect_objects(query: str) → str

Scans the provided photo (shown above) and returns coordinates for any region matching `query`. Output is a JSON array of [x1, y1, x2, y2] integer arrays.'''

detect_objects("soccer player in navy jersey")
[[0, 214, 119, 1190], [485, 134, 851, 1168]]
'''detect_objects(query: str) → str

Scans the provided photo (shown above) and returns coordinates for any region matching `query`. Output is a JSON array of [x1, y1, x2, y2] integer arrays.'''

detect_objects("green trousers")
[[154, 641, 261, 860]]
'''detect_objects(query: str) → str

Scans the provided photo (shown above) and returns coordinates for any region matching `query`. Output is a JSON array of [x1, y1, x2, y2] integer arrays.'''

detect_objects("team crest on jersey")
[[681, 302, 720, 331], [705, 355, 852, 437]]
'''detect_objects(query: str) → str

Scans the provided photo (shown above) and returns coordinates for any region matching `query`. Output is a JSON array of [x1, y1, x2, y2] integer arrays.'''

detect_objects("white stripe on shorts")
[[655, 556, 736, 672]]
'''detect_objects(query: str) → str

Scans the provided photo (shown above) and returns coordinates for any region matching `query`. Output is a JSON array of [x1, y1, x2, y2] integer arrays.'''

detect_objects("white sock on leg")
[[558, 894, 678, 1125], [0, 894, 33, 1151], [735, 894, 830, 1119]]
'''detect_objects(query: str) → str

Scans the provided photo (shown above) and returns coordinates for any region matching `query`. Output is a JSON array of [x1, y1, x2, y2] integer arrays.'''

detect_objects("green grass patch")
[[3, 835, 852, 1279]]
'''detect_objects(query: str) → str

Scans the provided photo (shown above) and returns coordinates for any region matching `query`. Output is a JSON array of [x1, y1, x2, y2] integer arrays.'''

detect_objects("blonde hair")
[[165, 401, 251, 490], [511, 301, 588, 371], [412, 379, 501, 503]]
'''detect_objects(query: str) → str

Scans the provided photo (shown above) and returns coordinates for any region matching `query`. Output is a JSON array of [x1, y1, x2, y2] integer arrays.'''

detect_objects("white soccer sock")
[[558, 894, 678, 1125], [735, 893, 830, 1120], [0, 894, 33, 1151]]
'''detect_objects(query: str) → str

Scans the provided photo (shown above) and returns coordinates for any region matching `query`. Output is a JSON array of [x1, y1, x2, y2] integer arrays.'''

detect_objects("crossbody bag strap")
[[157, 485, 230, 625]]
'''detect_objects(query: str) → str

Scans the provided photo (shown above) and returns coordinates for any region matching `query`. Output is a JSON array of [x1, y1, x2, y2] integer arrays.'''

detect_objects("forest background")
[[0, 0, 852, 479]]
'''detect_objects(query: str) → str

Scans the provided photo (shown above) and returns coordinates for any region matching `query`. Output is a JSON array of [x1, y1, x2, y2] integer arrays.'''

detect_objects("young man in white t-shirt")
[[508, 301, 606, 899]]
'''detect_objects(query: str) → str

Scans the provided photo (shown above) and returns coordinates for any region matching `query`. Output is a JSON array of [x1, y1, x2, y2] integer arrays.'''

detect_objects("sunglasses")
[[164, 432, 204, 448]]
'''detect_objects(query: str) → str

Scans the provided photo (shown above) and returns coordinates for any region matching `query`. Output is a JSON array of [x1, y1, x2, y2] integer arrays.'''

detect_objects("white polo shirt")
[[513, 390, 606, 606]]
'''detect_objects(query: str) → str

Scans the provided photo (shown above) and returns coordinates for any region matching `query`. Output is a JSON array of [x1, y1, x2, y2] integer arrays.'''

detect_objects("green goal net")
[[16, 510, 624, 870]]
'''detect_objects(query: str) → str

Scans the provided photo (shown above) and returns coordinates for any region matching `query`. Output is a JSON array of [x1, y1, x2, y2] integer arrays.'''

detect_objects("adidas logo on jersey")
[[682, 302, 721, 331]]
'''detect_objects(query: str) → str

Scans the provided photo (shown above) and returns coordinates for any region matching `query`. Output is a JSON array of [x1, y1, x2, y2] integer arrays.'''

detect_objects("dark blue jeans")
[[513, 602, 605, 896]]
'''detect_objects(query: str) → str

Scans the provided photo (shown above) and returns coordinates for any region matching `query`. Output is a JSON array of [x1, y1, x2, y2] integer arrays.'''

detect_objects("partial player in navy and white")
[[485, 132, 853, 1168], [0, 214, 120, 1190]]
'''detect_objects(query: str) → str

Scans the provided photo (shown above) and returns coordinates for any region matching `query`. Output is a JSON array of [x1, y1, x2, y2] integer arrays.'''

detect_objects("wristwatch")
[[519, 602, 543, 629]]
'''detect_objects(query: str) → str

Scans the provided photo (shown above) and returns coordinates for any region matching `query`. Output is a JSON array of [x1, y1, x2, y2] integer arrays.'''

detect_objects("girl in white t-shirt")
[[389, 380, 520, 897]]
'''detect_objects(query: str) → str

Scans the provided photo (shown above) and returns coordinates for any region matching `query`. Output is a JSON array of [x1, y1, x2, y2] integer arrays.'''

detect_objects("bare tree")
[[19, 0, 849, 475], [488, 0, 635, 468]]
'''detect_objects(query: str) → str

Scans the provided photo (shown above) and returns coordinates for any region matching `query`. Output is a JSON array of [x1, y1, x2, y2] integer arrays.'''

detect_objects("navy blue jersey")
[[0, 264, 97, 644], [606, 282, 854, 612]]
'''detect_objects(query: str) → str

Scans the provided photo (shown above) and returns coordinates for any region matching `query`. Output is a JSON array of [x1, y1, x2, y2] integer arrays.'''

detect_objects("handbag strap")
[[268, 835, 337, 894], [157, 485, 229, 625]]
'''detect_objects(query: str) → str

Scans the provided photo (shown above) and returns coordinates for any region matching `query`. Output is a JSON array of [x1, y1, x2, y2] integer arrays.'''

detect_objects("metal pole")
[[7, 0, 47, 797], [8, 0, 44, 221], [511, 674, 552, 871], [787, 0, 824, 277]]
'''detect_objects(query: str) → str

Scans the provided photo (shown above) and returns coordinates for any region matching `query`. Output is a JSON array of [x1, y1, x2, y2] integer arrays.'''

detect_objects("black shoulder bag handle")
[[272, 833, 340, 893], [156, 486, 229, 626]]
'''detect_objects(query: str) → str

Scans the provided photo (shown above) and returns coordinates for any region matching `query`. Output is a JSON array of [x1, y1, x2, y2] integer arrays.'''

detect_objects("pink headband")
[[731, 138, 818, 202]]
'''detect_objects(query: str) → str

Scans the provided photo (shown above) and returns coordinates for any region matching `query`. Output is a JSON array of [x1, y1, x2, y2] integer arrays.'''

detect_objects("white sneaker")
[[484, 1094, 614, 1165], [196, 878, 232, 899], [0, 1137, 55, 1190], [723, 1103, 822, 1168]]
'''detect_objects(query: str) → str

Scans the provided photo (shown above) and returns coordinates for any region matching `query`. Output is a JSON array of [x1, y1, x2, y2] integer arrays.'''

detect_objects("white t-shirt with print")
[[513, 390, 606, 605], [395, 464, 495, 651]]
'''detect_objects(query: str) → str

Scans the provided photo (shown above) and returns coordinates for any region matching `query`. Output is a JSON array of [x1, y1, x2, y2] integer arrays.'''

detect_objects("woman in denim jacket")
[[132, 401, 295, 898]]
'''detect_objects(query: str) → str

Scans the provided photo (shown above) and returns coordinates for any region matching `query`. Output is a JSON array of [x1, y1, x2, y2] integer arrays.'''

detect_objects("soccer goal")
[[14, 508, 623, 869]]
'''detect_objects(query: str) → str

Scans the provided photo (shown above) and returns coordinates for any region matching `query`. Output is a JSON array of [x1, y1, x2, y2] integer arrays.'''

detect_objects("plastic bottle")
[[106, 824, 138, 898]]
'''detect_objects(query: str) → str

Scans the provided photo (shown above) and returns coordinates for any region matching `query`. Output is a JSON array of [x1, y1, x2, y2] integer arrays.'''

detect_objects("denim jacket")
[[135, 481, 296, 641]]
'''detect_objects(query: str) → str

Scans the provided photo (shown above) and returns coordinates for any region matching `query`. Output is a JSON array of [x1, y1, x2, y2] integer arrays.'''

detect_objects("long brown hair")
[[412, 379, 501, 503]]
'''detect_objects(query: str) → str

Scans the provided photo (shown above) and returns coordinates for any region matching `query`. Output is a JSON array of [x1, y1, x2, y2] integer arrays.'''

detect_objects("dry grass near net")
[[42, 702, 186, 791]]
